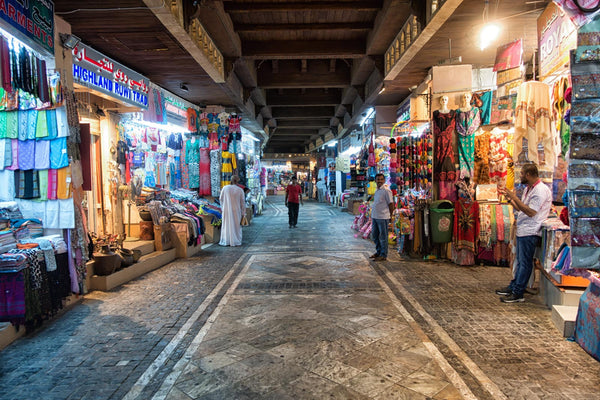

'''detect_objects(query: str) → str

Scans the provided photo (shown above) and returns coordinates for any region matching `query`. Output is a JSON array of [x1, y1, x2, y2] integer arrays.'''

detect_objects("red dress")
[[433, 110, 457, 200], [453, 199, 479, 266]]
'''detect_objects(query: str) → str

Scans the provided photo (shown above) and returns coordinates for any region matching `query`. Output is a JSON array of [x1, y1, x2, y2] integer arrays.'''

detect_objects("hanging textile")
[[433, 110, 457, 199], [455, 108, 481, 179], [210, 149, 221, 197], [198, 147, 211, 196], [514, 81, 556, 167], [453, 199, 479, 266], [473, 130, 490, 184], [221, 151, 236, 188]]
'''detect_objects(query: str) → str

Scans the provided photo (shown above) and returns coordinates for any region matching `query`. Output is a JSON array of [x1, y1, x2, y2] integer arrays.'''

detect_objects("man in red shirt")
[[285, 176, 303, 228]]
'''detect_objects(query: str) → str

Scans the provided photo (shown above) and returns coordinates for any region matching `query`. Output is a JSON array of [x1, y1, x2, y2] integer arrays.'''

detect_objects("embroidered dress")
[[433, 110, 457, 200], [489, 128, 510, 185], [455, 107, 481, 179]]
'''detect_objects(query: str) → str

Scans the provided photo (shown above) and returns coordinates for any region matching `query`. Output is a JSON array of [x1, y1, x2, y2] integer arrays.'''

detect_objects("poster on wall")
[[493, 39, 523, 72], [0, 0, 54, 55], [537, 1, 577, 80]]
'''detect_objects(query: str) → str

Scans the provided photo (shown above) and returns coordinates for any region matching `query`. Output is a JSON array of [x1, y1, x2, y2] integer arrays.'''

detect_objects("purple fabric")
[[0, 271, 26, 322], [34, 139, 50, 169], [7, 139, 18, 170], [18, 139, 36, 170]]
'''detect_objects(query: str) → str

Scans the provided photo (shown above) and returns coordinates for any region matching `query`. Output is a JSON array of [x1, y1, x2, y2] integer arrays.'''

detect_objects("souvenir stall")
[[0, 10, 91, 337]]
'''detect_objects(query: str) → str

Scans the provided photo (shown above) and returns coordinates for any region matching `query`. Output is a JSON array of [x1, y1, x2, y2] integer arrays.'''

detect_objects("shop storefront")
[[0, 6, 90, 333]]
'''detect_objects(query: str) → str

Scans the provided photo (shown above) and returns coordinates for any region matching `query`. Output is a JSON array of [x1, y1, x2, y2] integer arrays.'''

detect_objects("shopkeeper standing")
[[497, 163, 552, 303], [371, 173, 394, 261]]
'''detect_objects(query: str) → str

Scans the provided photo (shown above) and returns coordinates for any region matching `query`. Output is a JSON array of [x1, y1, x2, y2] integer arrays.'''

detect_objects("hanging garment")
[[433, 110, 457, 181], [489, 127, 510, 185], [473, 130, 490, 184], [210, 149, 221, 197], [198, 147, 211, 196], [221, 151, 236, 188], [453, 199, 479, 266], [0, 37, 12, 93], [514, 81, 556, 167], [14, 169, 40, 199], [455, 107, 481, 179]]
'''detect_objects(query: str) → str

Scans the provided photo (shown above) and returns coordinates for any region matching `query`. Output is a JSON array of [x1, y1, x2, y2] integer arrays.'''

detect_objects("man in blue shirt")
[[370, 173, 395, 261]]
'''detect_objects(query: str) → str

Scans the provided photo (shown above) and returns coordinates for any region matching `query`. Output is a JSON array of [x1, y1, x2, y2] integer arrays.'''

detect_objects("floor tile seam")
[[375, 262, 510, 400], [367, 259, 480, 400], [120, 253, 252, 400], [149, 254, 257, 400]]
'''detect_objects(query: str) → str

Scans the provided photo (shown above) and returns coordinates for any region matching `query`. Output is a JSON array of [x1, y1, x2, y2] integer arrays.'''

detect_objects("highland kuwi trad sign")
[[72, 42, 149, 109], [0, 0, 55, 55]]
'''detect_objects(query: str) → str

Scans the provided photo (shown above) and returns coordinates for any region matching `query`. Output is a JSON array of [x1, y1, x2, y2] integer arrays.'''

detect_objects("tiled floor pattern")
[[0, 196, 598, 399]]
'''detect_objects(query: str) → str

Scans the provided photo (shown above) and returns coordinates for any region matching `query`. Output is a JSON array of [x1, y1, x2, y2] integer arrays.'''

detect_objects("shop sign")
[[72, 42, 149, 109], [0, 0, 54, 55], [396, 99, 411, 123], [164, 94, 188, 118], [537, 2, 576, 79]]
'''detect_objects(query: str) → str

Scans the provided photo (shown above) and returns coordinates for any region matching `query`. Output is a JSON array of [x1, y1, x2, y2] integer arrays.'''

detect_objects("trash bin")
[[430, 200, 454, 243]]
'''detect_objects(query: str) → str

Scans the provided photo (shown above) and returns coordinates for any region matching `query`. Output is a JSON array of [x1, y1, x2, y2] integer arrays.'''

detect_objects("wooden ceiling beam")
[[243, 40, 365, 59], [272, 107, 334, 119], [276, 119, 331, 128], [366, 0, 412, 55], [258, 70, 350, 89], [268, 92, 341, 107], [234, 22, 372, 32], [224, 1, 383, 13]]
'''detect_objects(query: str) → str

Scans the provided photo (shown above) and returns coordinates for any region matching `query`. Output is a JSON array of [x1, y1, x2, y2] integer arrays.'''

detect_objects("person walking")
[[497, 163, 552, 303], [316, 178, 326, 203], [219, 175, 246, 246], [285, 176, 303, 228], [370, 173, 394, 261]]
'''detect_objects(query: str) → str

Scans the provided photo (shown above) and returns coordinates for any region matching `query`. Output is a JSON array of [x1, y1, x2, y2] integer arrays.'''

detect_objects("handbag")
[[241, 215, 249, 226]]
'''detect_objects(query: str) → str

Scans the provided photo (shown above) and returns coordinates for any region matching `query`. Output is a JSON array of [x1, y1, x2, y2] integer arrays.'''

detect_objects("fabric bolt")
[[455, 107, 481, 179], [210, 149, 221, 197], [198, 148, 211, 196], [570, 133, 600, 161], [56, 166, 72, 199], [17, 139, 35, 170], [45, 109, 57, 140], [34, 139, 50, 170], [36, 169, 48, 200], [0, 138, 10, 168], [14, 169, 39, 199], [55, 107, 69, 138], [474, 131, 490, 184], [0, 169, 15, 200], [35, 110, 48, 138], [5, 112, 18, 139], [514, 81, 556, 167], [49, 137, 69, 169], [47, 169, 57, 200]]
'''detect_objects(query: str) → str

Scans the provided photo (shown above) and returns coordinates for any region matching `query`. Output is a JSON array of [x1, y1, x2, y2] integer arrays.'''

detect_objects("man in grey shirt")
[[370, 173, 395, 261]]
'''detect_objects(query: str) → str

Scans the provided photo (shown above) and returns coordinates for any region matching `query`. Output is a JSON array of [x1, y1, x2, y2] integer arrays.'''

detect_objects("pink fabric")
[[198, 148, 211, 196], [47, 169, 58, 200]]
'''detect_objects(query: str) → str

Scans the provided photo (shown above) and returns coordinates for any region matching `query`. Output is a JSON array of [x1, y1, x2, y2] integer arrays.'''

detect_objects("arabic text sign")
[[72, 42, 149, 109], [0, 0, 54, 54]]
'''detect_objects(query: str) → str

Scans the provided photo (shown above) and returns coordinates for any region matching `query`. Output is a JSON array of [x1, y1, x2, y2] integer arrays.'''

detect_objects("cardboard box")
[[200, 215, 221, 243], [153, 223, 173, 251], [171, 223, 189, 258]]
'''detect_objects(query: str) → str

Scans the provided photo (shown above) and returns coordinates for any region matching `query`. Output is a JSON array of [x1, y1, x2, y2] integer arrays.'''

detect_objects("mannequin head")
[[439, 95, 449, 108], [461, 92, 472, 108]]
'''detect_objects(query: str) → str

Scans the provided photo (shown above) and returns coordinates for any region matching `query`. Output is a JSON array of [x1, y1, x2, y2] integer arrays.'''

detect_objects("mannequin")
[[459, 92, 473, 112], [437, 95, 451, 113]]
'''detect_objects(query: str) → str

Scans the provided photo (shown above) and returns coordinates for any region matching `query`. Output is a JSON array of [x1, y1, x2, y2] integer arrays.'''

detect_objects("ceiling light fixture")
[[480, 0, 500, 50], [59, 33, 81, 49]]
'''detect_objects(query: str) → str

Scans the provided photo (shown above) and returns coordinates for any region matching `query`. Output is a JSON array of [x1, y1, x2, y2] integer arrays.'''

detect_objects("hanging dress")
[[210, 149, 221, 197], [452, 199, 479, 266], [433, 110, 457, 200], [198, 147, 211, 196], [455, 107, 481, 180], [185, 138, 200, 189], [221, 151, 236, 188], [473, 130, 490, 184]]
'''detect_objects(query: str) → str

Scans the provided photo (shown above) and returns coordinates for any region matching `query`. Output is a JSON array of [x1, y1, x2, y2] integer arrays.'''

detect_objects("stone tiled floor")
[[0, 196, 599, 399]]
